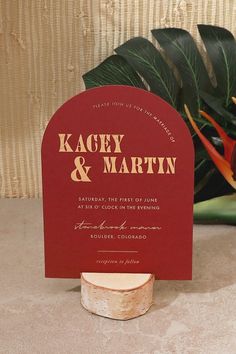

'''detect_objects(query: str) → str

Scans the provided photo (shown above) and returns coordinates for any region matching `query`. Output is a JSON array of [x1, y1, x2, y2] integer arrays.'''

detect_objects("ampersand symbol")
[[71, 156, 91, 182]]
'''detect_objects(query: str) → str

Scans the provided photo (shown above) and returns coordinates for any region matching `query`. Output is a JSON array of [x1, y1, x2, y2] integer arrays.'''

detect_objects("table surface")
[[0, 199, 236, 354]]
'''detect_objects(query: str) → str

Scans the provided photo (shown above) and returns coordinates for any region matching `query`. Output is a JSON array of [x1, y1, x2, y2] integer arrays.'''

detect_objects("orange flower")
[[184, 104, 236, 189]]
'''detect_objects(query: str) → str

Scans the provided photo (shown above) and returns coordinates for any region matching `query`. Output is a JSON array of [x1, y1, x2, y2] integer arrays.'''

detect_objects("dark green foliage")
[[83, 55, 146, 89], [83, 25, 236, 203], [115, 37, 179, 108]]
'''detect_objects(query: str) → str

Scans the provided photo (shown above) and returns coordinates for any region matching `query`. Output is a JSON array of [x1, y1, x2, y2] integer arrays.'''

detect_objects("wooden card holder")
[[80, 272, 155, 320]]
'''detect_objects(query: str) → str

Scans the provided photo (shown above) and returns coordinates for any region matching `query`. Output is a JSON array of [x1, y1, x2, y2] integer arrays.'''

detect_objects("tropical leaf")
[[194, 193, 236, 224], [82, 55, 146, 89], [194, 167, 234, 203], [115, 37, 179, 108], [200, 90, 236, 131], [152, 28, 212, 116], [82, 25, 236, 216], [198, 24, 236, 107], [195, 145, 211, 162], [194, 162, 215, 196]]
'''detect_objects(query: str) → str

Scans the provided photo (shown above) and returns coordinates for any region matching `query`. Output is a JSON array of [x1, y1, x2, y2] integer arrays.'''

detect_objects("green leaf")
[[198, 25, 236, 107], [194, 158, 215, 197], [152, 28, 212, 116], [195, 146, 211, 162], [199, 91, 236, 140], [115, 37, 179, 108], [200, 90, 236, 129], [194, 193, 236, 224], [194, 165, 215, 196], [82, 55, 146, 89]]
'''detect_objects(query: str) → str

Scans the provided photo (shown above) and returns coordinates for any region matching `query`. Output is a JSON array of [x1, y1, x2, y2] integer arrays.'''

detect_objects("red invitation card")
[[42, 85, 194, 279]]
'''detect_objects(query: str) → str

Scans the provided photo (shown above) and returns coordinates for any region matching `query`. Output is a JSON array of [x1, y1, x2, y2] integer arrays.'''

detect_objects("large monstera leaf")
[[115, 37, 179, 109], [151, 28, 213, 117], [198, 25, 236, 107], [82, 25, 236, 219], [83, 55, 146, 90]]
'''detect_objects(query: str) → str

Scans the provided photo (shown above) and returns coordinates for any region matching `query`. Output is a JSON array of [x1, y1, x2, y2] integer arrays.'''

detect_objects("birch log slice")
[[80, 273, 155, 320]]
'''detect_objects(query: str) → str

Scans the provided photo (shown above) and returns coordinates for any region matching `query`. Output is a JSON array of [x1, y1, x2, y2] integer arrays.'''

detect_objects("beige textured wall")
[[1, 0, 236, 197]]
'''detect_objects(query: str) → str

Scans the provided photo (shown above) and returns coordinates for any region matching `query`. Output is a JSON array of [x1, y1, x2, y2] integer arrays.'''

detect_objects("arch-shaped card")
[[42, 85, 194, 279]]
